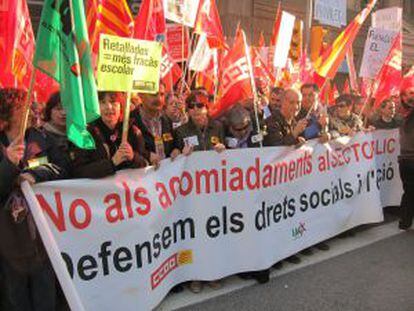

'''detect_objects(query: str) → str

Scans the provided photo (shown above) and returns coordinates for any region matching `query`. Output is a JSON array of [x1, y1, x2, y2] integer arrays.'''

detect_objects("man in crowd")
[[370, 99, 403, 129], [298, 83, 331, 143], [398, 80, 414, 230], [263, 88, 307, 147], [131, 87, 175, 168], [263, 87, 284, 120]]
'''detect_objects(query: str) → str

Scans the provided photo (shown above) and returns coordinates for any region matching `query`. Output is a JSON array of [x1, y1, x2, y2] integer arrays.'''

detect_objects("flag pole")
[[122, 91, 132, 143], [242, 31, 263, 148], [181, 31, 197, 94], [18, 69, 36, 140]]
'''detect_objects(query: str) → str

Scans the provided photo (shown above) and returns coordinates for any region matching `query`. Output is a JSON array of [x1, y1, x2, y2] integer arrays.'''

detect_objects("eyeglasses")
[[232, 123, 250, 132], [187, 102, 206, 109]]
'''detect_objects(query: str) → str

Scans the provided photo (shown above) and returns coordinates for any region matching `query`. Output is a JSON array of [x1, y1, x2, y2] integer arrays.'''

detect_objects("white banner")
[[314, 0, 347, 28], [273, 11, 295, 68], [189, 34, 215, 72], [163, 0, 200, 28], [359, 27, 398, 78], [23, 130, 402, 311], [372, 7, 402, 33]]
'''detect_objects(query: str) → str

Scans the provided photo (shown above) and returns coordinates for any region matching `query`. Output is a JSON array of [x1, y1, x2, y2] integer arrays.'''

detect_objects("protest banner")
[[314, 0, 347, 28], [97, 34, 162, 93], [166, 24, 189, 62], [372, 7, 402, 33], [23, 130, 402, 311], [163, 0, 200, 27], [359, 27, 398, 78]]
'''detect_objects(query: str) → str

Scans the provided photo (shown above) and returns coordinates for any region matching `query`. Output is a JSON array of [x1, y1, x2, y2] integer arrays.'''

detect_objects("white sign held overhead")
[[359, 27, 398, 78], [314, 0, 347, 28], [273, 11, 295, 68], [163, 0, 200, 28], [372, 7, 402, 33]]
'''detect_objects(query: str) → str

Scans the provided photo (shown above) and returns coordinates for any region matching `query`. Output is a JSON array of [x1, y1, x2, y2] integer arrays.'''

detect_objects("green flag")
[[34, 0, 100, 149]]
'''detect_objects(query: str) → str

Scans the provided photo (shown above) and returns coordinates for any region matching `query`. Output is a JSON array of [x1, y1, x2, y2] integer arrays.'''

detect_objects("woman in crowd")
[[172, 92, 225, 293], [164, 92, 188, 129], [71, 91, 148, 179], [0, 88, 68, 311]]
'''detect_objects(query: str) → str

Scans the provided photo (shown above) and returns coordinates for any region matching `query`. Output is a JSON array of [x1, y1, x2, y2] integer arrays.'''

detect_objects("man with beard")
[[398, 78, 414, 230]]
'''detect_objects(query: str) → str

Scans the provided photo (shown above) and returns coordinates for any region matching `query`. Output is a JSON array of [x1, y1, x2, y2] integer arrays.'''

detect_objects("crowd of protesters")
[[0, 78, 413, 310]]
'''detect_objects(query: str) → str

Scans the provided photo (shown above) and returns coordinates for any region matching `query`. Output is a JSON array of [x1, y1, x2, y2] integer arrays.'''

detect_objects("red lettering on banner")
[[36, 192, 66, 232], [69, 199, 92, 230]]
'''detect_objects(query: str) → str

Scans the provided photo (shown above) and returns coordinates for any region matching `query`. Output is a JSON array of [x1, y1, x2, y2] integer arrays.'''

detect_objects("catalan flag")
[[314, 0, 377, 86], [86, 0, 134, 54]]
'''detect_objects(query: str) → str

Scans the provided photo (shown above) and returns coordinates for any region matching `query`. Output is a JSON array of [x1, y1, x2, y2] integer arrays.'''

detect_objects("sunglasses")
[[187, 102, 206, 109], [232, 123, 250, 132]]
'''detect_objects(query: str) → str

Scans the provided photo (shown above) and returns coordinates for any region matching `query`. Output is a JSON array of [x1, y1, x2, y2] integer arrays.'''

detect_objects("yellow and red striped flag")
[[314, 0, 377, 87], [86, 0, 134, 54]]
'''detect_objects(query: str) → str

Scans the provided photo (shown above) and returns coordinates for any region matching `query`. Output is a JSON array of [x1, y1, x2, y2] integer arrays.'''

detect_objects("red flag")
[[343, 79, 351, 94], [314, 0, 377, 87], [320, 81, 331, 105], [86, 0, 134, 55], [251, 47, 275, 89], [160, 47, 182, 92], [0, 0, 35, 89], [210, 29, 253, 117], [194, 0, 227, 49], [299, 49, 314, 84], [330, 83, 339, 104], [270, 2, 282, 46], [360, 78, 373, 98], [372, 33, 402, 107], [133, 0, 166, 41], [258, 31, 266, 48], [0, 0, 59, 103]]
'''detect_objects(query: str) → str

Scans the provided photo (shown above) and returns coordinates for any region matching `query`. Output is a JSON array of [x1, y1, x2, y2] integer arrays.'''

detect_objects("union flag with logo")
[[210, 29, 253, 117], [371, 33, 402, 108]]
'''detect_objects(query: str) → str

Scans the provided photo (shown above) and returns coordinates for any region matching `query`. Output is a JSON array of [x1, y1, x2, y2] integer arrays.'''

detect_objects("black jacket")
[[70, 118, 148, 179], [174, 118, 225, 152], [132, 108, 175, 158], [0, 127, 68, 272]]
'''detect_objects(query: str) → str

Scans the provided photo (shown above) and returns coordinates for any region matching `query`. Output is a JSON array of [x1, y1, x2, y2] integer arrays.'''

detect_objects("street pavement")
[[156, 210, 414, 311]]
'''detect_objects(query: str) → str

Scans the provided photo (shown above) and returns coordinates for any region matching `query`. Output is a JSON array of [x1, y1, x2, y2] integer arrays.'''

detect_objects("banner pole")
[[242, 31, 263, 148], [21, 182, 86, 311], [122, 91, 132, 143], [18, 69, 36, 140], [181, 31, 197, 94]]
